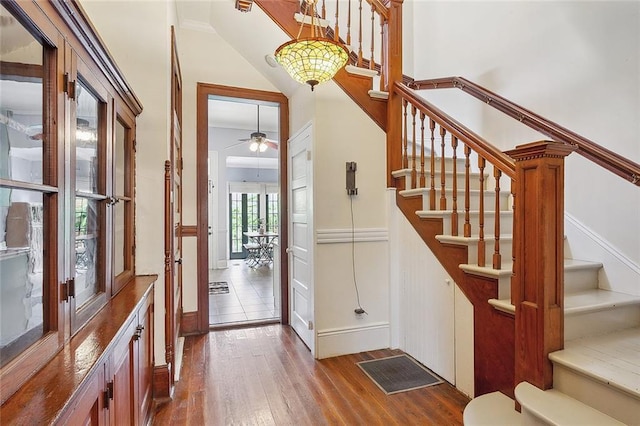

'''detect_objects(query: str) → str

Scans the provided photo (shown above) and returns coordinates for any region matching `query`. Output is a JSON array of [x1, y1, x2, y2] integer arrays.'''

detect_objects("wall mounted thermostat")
[[346, 161, 358, 195]]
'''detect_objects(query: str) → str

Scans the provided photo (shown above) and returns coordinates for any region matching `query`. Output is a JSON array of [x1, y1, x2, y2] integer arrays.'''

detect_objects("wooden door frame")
[[163, 25, 182, 393], [196, 83, 289, 332]]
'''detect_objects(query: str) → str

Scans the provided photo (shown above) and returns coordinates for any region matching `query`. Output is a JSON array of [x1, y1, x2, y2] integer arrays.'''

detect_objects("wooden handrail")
[[367, 0, 389, 19], [412, 76, 640, 186], [394, 81, 516, 179]]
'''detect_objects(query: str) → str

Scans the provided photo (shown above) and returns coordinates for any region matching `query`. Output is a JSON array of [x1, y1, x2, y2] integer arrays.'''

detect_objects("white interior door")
[[288, 123, 314, 354], [208, 150, 218, 271]]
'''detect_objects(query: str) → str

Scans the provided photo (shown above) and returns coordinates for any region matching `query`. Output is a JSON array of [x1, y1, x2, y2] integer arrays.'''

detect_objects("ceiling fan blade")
[[264, 140, 279, 150], [224, 140, 248, 150]]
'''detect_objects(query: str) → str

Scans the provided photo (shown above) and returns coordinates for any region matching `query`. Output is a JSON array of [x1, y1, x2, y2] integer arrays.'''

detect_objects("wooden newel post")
[[385, 0, 403, 187], [505, 140, 576, 390]]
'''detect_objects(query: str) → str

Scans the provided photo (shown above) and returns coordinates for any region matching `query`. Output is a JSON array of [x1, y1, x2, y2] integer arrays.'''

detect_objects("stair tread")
[[488, 298, 515, 314], [345, 64, 378, 77], [564, 258, 603, 271], [462, 391, 521, 425], [549, 327, 640, 399], [418, 209, 512, 217], [368, 90, 388, 100], [436, 234, 514, 243], [491, 288, 640, 316], [392, 168, 484, 177], [460, 263, 513, 278], [400, 187, 510, 197], [515, 382, 625, 425], [565, 289, 640, 315]]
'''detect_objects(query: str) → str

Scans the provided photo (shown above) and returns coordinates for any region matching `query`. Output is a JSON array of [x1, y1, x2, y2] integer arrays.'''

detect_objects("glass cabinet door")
[[69, 63, 109, 332], [0, 2, 58, 374]]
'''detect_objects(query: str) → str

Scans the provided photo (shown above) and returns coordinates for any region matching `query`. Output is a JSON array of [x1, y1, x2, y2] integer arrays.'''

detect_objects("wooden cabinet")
[[0, 277, 154, 425], [106, 289, 153, 425], [57, 366, 106, 426]]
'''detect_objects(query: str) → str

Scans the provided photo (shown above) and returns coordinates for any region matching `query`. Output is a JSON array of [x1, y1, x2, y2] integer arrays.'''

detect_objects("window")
[[266, 192, 278, 232], [229, 192, 260, 259]]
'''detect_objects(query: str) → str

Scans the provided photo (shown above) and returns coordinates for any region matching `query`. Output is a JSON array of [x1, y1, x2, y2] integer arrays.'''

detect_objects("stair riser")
[[553, 364, 640, 425], [405, 156, 468, 173], [564, 267, 601, 293], [466, 240, 514, 270], [496, 263, 600, 301], [565, 306, 640, 340], [421, 190, 511, 212], [402, 170, 486, 192]]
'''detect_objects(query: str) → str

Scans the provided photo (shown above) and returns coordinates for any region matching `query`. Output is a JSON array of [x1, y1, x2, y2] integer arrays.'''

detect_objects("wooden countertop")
[[0, 275, 156, 424]]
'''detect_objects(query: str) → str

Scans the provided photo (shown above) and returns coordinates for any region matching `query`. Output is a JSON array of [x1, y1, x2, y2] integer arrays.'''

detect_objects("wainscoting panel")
[[397, 211, 456, 384]]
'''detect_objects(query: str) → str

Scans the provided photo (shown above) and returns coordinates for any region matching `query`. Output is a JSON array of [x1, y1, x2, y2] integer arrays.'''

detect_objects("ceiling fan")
[[235, 104, 278, 152]]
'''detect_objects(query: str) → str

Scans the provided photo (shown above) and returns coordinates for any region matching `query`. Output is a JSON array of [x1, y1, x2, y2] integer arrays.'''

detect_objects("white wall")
[[291, 81, 389, 358], [409, 1, 640, 274], [80, 0, 174, 367]]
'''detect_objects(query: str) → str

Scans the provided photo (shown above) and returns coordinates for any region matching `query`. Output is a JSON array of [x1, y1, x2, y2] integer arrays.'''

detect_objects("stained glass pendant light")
[[274, 0, 349, 91]]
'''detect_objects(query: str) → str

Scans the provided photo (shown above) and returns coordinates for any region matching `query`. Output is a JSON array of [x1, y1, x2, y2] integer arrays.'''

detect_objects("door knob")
[[285, 247, 292, 254]]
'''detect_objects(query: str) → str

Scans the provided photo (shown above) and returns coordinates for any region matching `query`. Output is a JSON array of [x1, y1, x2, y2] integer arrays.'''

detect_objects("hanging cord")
[[350, 193, 366, 314]]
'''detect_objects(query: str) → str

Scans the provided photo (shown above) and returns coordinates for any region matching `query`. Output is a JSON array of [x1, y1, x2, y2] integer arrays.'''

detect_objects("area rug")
[[208, 281, 229, 295], [357, 354, 443, 395]]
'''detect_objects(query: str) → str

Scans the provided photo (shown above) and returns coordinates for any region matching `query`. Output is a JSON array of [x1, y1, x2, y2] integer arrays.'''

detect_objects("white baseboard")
[[174, 336, 185, 382], [316, 322, 390, 359], [216, 260, 228, 269], [565, 213, 640, 295]]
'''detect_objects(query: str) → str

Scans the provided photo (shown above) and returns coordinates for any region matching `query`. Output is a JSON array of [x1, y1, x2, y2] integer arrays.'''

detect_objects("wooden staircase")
[[254, 0, 640, 423]]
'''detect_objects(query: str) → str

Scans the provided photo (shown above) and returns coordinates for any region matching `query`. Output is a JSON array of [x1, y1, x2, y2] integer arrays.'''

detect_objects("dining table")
[[243, 231, 278, 266]]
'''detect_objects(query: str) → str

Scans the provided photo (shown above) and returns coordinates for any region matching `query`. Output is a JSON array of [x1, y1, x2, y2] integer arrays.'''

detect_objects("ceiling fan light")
[[249, 141, 259, 152], [259, 142, 268, 152]]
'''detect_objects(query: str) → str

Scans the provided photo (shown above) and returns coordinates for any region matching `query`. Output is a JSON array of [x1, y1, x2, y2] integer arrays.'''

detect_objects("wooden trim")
[[163, 161, 174, 367], [180, 225, 197, 237], [385, 0, 403, 186], [394, 82, 516, 179], [506, 140, 576, 390], [180, 311, 199, 336], [413, 76, 640, 186], [153, 364, 172, 400], [196, 83, 289, 329], [47, 0, 143, 115], [0, 61, 43, 79]]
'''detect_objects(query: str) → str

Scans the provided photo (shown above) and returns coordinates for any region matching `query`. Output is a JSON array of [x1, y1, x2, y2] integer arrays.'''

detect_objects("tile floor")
[[209, 260, 279, 326]]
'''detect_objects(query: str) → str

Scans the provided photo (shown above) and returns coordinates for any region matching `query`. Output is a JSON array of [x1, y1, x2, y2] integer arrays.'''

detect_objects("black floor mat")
[[208, 281, 229, 295], [357, 354, 443, 394]]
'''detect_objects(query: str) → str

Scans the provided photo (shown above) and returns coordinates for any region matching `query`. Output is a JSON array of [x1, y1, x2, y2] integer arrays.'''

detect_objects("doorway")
[[196, 84, 288, 331]]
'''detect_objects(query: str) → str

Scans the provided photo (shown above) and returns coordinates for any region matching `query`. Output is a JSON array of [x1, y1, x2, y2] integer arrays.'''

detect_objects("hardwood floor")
[[154, 325, 470, 425]]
